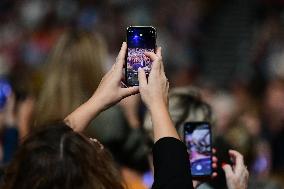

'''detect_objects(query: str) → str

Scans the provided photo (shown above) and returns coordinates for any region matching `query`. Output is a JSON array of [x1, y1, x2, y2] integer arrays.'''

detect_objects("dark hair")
[[1, 123, 124, 189]]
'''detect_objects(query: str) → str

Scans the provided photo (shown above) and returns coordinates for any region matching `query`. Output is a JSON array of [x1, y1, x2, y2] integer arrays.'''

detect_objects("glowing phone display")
[[126, 26, 156, 86], [184, 122, 213, 177]]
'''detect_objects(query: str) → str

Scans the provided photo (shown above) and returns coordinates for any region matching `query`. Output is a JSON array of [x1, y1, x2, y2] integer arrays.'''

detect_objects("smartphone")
[[126, 26, 157, 86], [0, 79, 12, 110], [184, 122, 213, 178]]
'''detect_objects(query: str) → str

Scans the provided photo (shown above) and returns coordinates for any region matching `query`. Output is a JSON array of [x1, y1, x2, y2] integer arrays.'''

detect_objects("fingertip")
[[121, 86, 139, 98], [222, 163, 228, 169], [229, 149, 237, 154], [131, 86, 139, 92], [138, 67, 143, 75], [228, 149, 242, 159], [130, 87, 140, 95], [144, 51, 151, 56], [212, 172, 218, 178], [144, 51, 158, 60], [157, 46, 162, 57], [138, 67, 147, 86]]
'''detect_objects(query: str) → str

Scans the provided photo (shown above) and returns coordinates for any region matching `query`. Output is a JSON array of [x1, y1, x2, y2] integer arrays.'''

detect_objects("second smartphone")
[[184, 122, 213, 178], [125, 26, 156, 86]]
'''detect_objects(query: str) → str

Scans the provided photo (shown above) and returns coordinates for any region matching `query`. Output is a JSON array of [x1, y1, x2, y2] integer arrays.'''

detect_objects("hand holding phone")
[[126, 26, 157, 86], [65, 42, 139, 132]]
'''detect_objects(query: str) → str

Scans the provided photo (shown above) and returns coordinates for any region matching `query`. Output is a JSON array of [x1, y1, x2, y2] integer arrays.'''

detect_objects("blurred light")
[[133, 35, 139, 39], [0, 79, 11, 109]]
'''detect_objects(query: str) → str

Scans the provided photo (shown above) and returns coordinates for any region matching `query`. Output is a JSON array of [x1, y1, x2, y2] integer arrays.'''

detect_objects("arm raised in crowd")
[[64, 42, 139, 132], [138, 48, 194, 189], [138, 48, 180, 142]]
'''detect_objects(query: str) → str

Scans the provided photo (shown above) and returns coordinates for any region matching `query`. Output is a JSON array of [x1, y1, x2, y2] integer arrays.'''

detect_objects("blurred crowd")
[[0, 0, 284, 189]]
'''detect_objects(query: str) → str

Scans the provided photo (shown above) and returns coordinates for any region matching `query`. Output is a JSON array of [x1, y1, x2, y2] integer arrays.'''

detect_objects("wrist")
[[64, 95, 105, 132], [86, 95, 105, 116], [148, 101, 168, 114]]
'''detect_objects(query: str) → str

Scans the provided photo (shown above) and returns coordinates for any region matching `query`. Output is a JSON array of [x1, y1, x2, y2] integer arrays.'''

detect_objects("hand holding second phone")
[[138, 47, 169, 112]]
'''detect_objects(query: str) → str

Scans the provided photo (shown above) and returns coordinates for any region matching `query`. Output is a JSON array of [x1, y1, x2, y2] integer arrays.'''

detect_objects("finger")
[[212, 156, 218, 163], [115, 42, 127, 70], [222, 164, 234, 179], [212, 148, 217, 154], [138, 67, 147, 88], [144, 51, 158, 61], [145, 52, 161, 71], [159, 60, 165, 74], [229, 150, 244, 173], [120, 86, 139, 98], [156, 47, 162, 58], [109, 64, 116, 75], [212, 163, 217, 169], [156, 47, 165, 71], [166, 80, 169, 89], [211, 172, 218, 178]]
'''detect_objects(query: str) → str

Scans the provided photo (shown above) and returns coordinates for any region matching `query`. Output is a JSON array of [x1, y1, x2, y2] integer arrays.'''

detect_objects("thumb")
[[120, 86, 139, 98], [222, 164, 234, 179]]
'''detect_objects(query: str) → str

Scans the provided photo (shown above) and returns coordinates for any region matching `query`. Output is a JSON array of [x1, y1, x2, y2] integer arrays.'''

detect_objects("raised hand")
[[138, 47, 169, 112], [92, 42, 139, 110], [138, 47, 179, 142], [65, 42, 139, 132], [222, 150, 249, 189]]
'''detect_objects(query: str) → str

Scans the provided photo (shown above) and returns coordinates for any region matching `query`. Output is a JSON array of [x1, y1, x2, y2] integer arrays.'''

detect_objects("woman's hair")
[[35, 30, 106, 126], [143, 86, 215, 139], [1, 123, 124, 189]]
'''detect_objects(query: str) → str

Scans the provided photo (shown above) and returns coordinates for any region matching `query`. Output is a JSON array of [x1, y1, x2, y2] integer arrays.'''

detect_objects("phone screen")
[[184, 122, 212, 177], [126, 26, 156, 86]]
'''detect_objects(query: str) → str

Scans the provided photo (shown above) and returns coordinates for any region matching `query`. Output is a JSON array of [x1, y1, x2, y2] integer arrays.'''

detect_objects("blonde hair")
[[143, 86, 215, 140], [35, 31, 106, 126]]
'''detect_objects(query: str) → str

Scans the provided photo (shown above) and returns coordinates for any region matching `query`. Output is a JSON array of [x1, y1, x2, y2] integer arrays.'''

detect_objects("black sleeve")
[[151, 137, 194, 189]]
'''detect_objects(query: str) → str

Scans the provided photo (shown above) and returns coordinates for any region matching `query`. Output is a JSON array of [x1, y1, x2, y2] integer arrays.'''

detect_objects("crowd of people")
[[0, 0, 284, 189]]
